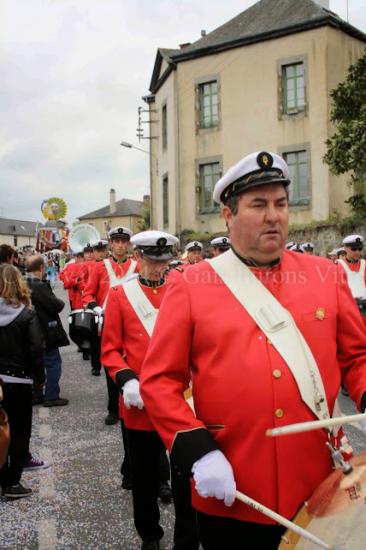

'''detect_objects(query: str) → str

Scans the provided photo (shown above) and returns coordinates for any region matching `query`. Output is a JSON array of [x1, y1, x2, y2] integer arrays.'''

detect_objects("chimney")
[[110, 188, 116, 214], [201, 30, 206, 37], [314, 0, 329, 8], [179, 42, 191, 49], [143, 195, 150, 210]]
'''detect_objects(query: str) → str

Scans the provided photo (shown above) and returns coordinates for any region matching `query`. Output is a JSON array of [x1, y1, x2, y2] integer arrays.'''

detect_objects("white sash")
[[103, 259, 137, 309], [207, 250, 330, 421], [122, 278, 158, 337], [338, 259, 366, 299]]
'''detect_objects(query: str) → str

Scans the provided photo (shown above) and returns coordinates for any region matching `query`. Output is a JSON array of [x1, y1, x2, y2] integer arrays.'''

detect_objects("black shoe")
[[32, 395, 44, 406], [341, 385, 349, 397], [43, 398, 69, 407], [104, 412, 119, 425], [158, 481, 172, 504], [2, 483, 32, 499], [121, 476, 133, 490], [91, 368, 101, 376], [141, 541, 160, 550], [82, 351, 90, 360]]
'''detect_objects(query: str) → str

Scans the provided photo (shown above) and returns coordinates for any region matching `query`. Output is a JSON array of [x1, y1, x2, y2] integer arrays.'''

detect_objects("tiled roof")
[[79, 198, 143, 220], [171, 0, 366, 61], [0, 217, 39, 237]]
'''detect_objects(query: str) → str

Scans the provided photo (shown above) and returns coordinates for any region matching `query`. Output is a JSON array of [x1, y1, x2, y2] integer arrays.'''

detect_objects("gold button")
[[275, 408, 284, 418], [273, 369, 282, 379]]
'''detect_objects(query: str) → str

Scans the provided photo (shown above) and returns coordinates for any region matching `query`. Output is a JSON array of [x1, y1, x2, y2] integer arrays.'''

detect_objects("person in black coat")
[[0, 263, 45, 498], [25, 255, 70, 407]]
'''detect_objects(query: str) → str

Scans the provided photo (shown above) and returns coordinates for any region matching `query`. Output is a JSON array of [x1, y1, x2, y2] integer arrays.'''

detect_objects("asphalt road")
[[1, 280, 366, 549]]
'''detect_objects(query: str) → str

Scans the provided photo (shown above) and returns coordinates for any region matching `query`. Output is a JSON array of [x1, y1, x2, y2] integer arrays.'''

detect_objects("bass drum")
[[68, 309, 98, 350]]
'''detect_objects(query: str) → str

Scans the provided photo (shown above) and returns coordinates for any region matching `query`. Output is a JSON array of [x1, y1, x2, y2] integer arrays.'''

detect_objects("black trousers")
[[103, 367, 119, 414], [120, 420, 131, 479], [0, 384, 33, 489], [91, 332, 119, 413], [126, 428, 165, 543], [197, 511, 286, 550], [90, 332, 102, 371], [171, 469, 199, 550]]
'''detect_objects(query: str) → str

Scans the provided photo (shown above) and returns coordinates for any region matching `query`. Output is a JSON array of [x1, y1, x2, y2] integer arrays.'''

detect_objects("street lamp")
[[120, 141, 153, 157]]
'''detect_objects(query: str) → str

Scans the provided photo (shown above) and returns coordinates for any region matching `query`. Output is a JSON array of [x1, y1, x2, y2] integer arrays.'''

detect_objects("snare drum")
[[278, 501, 365, 549], [68, 309, 98, 349], [279, 452, 366, 549]]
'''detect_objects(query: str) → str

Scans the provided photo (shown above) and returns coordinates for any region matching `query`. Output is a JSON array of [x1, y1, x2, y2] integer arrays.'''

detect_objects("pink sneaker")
[[23, 457, 50, 471]]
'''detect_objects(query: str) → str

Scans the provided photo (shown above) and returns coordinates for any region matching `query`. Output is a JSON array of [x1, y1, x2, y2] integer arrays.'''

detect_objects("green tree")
[[324, 49, 366, 194]]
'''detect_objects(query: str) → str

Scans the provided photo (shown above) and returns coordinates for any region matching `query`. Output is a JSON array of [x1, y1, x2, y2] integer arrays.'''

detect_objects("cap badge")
[[118, 228, 123, 234], [315, 308, 325, 321], [194, 241, 198, 246], [257, 152, 273, 170], [157, 237, 167, 248], [223, 238, 227, 244]]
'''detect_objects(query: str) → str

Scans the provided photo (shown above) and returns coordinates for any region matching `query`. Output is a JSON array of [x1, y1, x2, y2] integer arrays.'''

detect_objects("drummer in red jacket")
[[82, 226, 138, 425], [101, 231, 187, 550], [140, 151, 366, 549]]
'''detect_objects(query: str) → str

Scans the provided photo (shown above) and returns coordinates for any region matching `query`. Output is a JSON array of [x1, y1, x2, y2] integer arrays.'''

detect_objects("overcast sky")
[[1, 0, 366, 225]]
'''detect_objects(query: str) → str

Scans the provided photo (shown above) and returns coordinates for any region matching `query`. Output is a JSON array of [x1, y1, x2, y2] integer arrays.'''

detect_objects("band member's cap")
[[185, 241, 203, 252], [131, 231, 179, 261], [300, 242, 314, 252], [213, 151, 290, 205], [108, 226, 133, 240], [342, 235, 364, 246], [91, 239, 109, 249], [285, 241, 296, 250], [210, 236, 231, 249]]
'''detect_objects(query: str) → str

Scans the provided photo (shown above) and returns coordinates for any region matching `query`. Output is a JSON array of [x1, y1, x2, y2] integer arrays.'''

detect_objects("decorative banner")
[[37, 226, 69, 251], [41, 197, 67, 220]]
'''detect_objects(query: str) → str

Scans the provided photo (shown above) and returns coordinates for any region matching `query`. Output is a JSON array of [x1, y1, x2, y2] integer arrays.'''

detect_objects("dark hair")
[[0, 244, 15, 264]]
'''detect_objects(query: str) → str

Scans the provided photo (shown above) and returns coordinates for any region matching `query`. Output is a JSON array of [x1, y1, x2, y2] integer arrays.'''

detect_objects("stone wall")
[[288, 222, 366, 256]]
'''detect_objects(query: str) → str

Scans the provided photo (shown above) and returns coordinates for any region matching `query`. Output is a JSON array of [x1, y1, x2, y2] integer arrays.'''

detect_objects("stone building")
[[78, 189, 147, 238], [144, 0, 366, 236]]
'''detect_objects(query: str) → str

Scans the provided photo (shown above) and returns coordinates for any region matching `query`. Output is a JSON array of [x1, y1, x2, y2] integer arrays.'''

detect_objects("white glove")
[[93, 306, 103, 316], [192, 449, 236, 507], [123, 379, 144, 410]]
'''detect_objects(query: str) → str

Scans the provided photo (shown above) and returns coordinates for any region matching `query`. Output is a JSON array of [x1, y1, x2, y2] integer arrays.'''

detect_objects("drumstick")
[[235, 490, 334, 549], [266, 413, 366, 437]]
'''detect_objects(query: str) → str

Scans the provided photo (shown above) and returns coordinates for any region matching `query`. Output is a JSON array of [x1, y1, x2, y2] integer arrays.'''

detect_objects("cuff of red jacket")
[[115, 369, 138, 393], [170, 428, 219, 476], [360, 391, 366, 412]]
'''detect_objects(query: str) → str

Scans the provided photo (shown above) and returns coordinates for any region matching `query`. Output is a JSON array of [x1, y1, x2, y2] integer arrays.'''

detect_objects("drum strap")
[[122, 278, 157, 337], [207, 250, 330, 421], [103, 259, 137, 309]]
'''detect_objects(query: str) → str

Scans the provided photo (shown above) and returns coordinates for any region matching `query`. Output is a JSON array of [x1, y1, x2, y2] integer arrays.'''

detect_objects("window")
[[199, 162, 221, 213], [282, 62, 305, 114], [283, 150, 309, 206], [162, 175, 169, 227], [198, 81, 219, 129], [162, 104, 167, 150]]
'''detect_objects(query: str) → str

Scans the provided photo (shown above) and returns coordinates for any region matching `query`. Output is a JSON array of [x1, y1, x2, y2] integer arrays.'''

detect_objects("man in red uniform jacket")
[[83, 226, 137, 424], [101, 231, 188, 550], [140, 151, 366, 549], [338, 234, 366, 327]]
